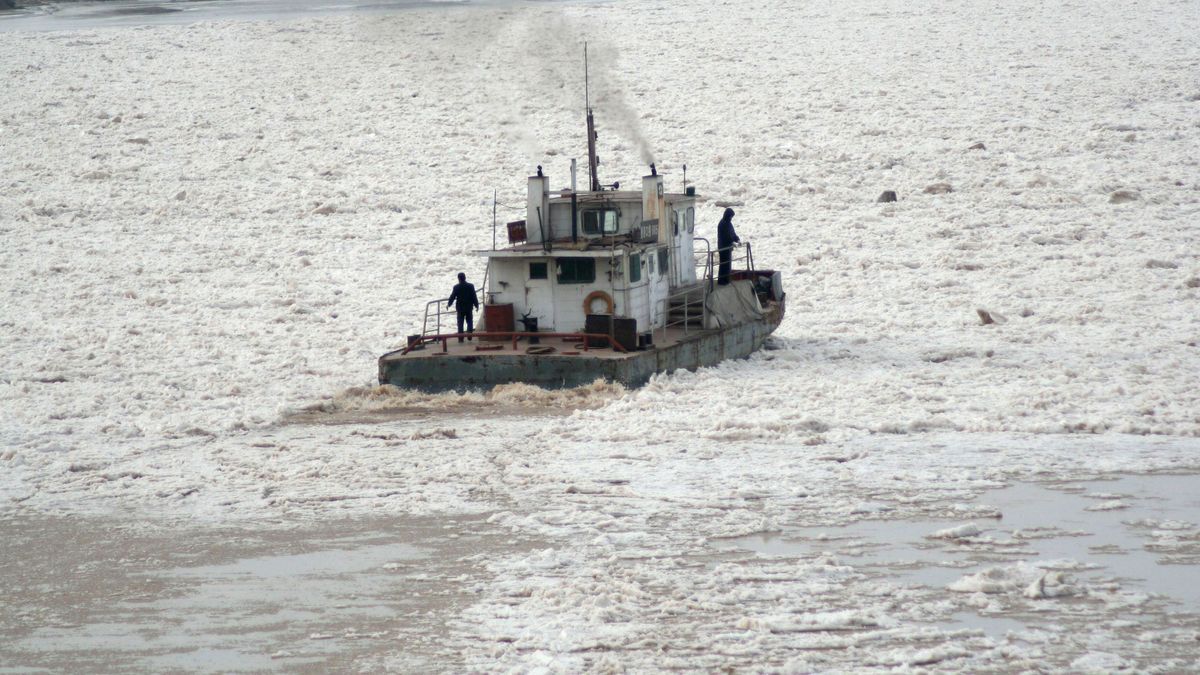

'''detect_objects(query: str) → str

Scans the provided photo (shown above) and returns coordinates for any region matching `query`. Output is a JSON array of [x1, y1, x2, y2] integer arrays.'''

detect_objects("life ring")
[[583, 290, 614, 316]]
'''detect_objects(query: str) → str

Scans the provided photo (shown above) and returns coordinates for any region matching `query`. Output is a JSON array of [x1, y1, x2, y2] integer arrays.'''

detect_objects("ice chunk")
[[928, 523, 982, 540]]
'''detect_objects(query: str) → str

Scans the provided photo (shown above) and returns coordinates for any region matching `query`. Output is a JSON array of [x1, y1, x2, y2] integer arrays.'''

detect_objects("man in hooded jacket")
[[717, 208, 740, 285]]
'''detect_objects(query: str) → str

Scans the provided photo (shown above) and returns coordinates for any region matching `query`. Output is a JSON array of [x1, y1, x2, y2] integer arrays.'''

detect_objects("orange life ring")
[[583, 290, 614, 315]]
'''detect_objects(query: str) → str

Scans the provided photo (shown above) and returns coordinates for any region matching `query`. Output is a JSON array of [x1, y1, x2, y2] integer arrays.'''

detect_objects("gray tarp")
[[704, 280, 763, 329]]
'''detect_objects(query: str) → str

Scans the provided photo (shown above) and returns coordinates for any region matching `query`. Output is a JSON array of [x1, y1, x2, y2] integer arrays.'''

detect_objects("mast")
[[585, 43, 601, 192]]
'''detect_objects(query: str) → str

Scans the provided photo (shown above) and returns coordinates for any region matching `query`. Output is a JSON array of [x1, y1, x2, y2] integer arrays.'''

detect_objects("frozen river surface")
[[3, 474, 1197, 671], [0, 0, 541, 32], [2, 0, 1199, 670]]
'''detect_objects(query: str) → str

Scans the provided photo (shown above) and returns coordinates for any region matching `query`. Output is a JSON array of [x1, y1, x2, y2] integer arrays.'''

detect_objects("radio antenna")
[[584, 42, 600, 191]]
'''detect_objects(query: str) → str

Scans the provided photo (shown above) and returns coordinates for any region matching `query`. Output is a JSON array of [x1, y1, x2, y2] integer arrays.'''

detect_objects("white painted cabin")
[[479, 169, 701, 337]]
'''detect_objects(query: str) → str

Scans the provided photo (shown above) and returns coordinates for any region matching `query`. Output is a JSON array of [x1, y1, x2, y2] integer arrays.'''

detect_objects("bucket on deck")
[[482, 303, 514, 341], [518, 315, 539, 344]]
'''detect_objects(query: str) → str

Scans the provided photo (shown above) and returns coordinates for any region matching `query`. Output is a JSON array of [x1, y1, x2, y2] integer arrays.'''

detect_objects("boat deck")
[[384, 325, 706, 363], [377, 288, 784, 392]]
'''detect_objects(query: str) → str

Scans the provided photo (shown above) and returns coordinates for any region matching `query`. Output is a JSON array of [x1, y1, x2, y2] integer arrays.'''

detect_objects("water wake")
[[285, 379, 626, 425]]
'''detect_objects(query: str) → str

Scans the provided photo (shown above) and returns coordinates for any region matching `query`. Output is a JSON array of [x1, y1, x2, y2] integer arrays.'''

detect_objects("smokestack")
[[527, 171, 549, 246], [642, 171, 665, 244]]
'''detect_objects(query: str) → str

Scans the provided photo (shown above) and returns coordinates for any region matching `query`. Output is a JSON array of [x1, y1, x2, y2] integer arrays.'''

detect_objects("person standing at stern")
[[447, 272, 479, 342], [717, 207, 740, 285]]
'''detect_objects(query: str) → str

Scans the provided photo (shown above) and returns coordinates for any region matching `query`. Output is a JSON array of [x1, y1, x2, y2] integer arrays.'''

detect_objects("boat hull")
[[378, 298, 784, 392]]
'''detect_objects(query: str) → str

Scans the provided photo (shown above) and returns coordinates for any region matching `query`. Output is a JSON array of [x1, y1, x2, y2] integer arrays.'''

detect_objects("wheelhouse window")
[[629, 254, 642, 283], [529, 262, 548, 280], [658, 248, 669, 275], [582, 209, 619, 236], [556, 257, 595, 284]]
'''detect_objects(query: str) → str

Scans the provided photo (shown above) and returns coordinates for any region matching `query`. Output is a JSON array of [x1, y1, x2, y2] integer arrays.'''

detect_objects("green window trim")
[[556, 257, 596, 284]]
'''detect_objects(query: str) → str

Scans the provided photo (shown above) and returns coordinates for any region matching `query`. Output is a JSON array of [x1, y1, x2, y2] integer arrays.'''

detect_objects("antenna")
[[585, 42, 601, 192]]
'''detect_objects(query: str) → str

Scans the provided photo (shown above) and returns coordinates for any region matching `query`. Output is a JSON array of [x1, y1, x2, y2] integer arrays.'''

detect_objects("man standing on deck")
[[447, 272, 480, 342], [717, 208, 740, 285]]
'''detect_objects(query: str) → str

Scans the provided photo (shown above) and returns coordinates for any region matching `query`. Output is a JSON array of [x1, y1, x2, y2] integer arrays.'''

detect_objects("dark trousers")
[[717, 250, 733, 285], [456, 309, 474, 341]]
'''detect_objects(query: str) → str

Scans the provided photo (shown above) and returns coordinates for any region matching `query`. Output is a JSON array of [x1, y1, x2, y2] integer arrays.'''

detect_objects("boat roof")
[[478, 238, 666, 257], [550, 190, 699, 203]]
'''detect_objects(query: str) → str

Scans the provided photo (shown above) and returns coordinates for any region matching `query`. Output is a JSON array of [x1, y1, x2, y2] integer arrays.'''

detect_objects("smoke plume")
[[504, 14, 657, 166]]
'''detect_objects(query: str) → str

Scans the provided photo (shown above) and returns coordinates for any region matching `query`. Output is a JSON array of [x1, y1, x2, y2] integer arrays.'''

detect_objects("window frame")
[[581, 208, 620, 236], [555, 257, 596, 284]]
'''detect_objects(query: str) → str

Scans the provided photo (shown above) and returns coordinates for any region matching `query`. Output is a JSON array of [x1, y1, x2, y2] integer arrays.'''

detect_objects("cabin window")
[[582, 209, 619, 235], [529, 262, 548, 280], [629, 254, 642, 283], [556, 257, 595, 284], [686, 207, 695, 233], [658, 248, 669, 275]]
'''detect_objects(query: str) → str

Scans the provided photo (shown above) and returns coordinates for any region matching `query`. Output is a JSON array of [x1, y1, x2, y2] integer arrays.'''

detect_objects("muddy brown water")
[[0, 512, 538, 672]]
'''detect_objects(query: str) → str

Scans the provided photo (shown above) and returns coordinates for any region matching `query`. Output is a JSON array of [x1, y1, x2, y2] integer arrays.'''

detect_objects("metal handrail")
[[703, 242, 755, 289], [399, 331, 629, 355], [655, 238, 759, 340], [659, 286, 706, 339], [421, 299, 450, 337], [422, 275, 485, 337], [693, 237, 712, 283], [478, 265, 489, 322]]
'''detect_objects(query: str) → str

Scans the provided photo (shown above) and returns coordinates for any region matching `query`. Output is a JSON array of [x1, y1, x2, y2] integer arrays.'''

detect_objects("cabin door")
[[523, 259, 554, 331], [671, 208, 697, 286]]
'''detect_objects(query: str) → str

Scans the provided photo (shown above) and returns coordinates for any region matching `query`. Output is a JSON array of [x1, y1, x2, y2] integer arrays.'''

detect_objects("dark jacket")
[[448, 282, 479, 312], [717, 216, 740, 250]]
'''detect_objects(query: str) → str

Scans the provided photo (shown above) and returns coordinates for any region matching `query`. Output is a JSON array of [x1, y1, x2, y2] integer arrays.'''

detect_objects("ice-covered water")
[[0, 0, 546, 32], [2, 0, 1199, 670], [716, 473, 1200, 637]]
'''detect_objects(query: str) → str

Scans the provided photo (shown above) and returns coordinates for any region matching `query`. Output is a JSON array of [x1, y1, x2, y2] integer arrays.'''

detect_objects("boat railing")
[[421, 299, 459, 337], [399, 331, 629, 355], [657, 239, 757, 340], [659, 286, 706, 339], [421, 269, 485, 337], [701, 241, 754, 290], [693, 237, 712, 282]]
